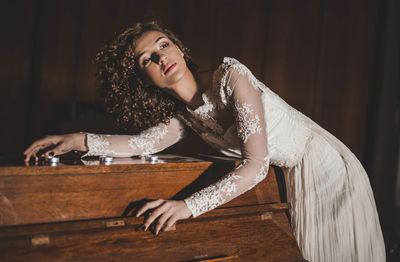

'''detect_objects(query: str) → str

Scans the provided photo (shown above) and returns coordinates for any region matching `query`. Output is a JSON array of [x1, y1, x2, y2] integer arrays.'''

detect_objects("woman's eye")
[[160, 42, 169, 49], [143, 58, 151, 66]]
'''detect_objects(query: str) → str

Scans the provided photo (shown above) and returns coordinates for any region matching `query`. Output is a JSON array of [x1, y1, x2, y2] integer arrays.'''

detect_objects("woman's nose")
[[159, 56, 168, 66], [152, 53, 167, 65]]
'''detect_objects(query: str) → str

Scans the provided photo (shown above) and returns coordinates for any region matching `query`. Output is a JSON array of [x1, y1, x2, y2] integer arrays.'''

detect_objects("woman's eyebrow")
[[135, 36, 167, 61]]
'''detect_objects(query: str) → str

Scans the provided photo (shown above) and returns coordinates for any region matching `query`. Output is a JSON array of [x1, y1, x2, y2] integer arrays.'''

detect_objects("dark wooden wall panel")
[[0, 1, 37, 157], [176, 0, 219, 71], [75, 0, 128, 102], [213, 0, 268, 77], [314, 0, 377, 158], [38, 0, 82, 102], [0, 0, 379, 163], [125, 0, 177, 29], [28, 0, 84, 140], [261, 0, 321, 117]]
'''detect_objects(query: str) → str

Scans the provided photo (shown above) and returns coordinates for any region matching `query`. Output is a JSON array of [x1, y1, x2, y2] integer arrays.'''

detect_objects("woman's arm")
[[184, 66, 269, 217], [24, 133, 87, 162], [84, 117, 185, 157], [24, 117, 185, 162], [136, 64, 270, 233]]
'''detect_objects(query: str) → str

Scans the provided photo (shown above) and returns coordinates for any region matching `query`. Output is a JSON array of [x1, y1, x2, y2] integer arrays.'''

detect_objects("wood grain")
[[0, 210, 301, 262], [0, 161, 280, 226], [0, 157, 303, 261]]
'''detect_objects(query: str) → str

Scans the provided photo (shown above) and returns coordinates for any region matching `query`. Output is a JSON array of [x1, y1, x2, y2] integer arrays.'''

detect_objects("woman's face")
[[134, 30, 187, 89]]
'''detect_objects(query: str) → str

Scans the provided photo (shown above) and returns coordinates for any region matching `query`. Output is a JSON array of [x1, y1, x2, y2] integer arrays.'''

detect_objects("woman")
[[24, 21, 385, 261]]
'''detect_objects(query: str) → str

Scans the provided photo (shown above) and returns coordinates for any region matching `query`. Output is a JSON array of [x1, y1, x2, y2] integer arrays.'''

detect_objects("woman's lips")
[[164, 63, 176, 74]]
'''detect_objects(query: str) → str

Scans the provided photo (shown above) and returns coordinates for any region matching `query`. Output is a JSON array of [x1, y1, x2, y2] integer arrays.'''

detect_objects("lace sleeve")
[[184, 64, 270, 217], [84, 117, 185, 157]]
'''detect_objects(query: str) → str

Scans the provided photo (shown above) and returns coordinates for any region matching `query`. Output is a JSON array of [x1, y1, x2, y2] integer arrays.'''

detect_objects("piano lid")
[[0, 152, 240, 167]]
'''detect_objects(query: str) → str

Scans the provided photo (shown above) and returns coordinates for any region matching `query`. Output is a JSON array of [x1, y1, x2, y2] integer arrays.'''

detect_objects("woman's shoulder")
[[214, 57, 257, 86], [214, 57, 272, 105], [210, 57, 252, 106], [220, 57, 243, 67], [217, 57, 252, 73], [196, 57, 262, 106], [197, 57, 250, 83], [195, 56, 248, 91], [213, 57, 255, 84]]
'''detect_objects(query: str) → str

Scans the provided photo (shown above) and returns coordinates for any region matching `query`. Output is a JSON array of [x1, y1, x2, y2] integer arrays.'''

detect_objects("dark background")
[[1, 0, 399, 259]]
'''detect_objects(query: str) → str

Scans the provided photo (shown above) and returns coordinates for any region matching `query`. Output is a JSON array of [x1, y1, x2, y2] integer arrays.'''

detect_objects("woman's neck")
[[166, 69, 204, 110]]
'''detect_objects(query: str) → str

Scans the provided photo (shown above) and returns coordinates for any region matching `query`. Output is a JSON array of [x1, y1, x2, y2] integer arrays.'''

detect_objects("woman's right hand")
[[24, 133, 87, 163]]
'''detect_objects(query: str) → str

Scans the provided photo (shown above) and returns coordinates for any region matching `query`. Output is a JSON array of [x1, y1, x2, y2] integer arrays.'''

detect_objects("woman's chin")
[[164, 70, 186, 86]]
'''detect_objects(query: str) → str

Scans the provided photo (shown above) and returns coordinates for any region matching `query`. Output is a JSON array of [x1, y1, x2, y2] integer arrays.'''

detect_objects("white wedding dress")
[[85, 57, 385, 262]]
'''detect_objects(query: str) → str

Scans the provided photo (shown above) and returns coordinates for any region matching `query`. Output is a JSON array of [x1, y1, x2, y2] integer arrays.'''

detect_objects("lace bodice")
[[84, 57, 314, 218]]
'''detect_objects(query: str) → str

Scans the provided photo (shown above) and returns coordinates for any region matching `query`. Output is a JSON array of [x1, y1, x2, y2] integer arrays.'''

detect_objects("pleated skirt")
[[284, 125, 386, 262]]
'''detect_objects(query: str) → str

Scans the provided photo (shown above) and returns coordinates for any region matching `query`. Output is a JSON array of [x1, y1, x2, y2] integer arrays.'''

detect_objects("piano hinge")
[[193, 254, 239, 261], [105, 219, 126, 228], [261, 212, 273, 220], [31, 234, 50, 246]]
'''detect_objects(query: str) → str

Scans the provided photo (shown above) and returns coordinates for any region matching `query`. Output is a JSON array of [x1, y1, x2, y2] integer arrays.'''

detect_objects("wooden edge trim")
[[0, 203, 289, 238]]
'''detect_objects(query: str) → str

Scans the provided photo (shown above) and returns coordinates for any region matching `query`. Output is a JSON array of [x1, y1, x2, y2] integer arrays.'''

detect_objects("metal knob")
[[99, 155, 113, 165], [46, 155, 60, 166], [143, 155, 158, 163]]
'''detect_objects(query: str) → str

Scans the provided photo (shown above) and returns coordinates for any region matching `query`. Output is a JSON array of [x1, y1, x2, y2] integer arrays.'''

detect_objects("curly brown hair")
[[94, 21, 197, 133]]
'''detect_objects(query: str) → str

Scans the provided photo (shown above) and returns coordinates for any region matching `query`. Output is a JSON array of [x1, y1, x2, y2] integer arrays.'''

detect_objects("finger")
[[143, 202, 169, 230], [32, 151, 39, 163], [166, 214, 179, 228], [163, 215, 178, 232], [24, 136, 60, 155], [24, 143, 38, 155], [24, 143, 46, 161], [155, 209, 174, 235], [24, 152, 33, 162], [24, 152, 31, 162], [44, 143, 66, 157], [24, 143, 50, 161], [136, 199, 165, 217], [25, 146, 42, 162], [24, 139, 49, 155], [24, 152, 39, 163]]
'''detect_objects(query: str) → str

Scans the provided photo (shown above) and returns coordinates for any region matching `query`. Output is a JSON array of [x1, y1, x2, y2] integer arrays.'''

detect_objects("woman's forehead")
[[134, 31, 168, 54]]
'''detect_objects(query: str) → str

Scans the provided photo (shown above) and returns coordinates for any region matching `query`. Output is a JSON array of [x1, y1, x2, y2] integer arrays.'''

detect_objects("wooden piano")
[[0, 154, 305, 261]]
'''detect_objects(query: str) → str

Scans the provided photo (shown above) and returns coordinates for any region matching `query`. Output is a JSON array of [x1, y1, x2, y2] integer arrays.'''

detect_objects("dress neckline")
[[185, 91, 214, 120], [185, 57, 233, 115], [185, 67, 217, 113]]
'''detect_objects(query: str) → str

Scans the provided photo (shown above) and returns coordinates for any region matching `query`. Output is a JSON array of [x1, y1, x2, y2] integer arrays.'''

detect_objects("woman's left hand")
[[136, 199, 192, 235]]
